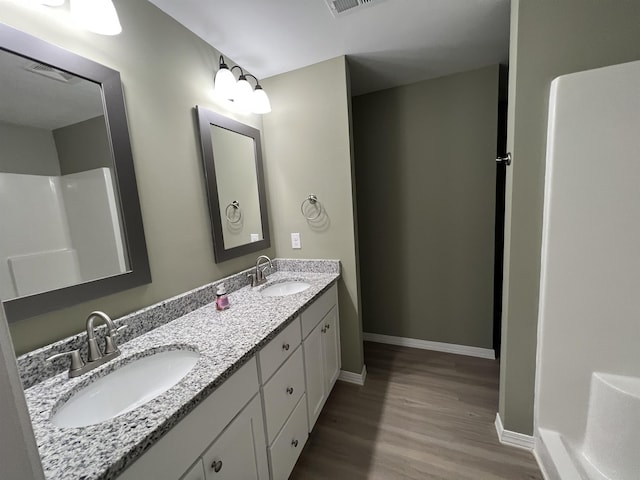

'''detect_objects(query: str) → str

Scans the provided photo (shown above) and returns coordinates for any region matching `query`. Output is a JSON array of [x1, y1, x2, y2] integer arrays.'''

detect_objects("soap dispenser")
[[216, 283, 229, 310]]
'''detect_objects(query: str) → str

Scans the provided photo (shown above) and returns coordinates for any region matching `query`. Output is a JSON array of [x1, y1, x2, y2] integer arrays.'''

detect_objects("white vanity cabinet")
[[118, 358, 268, 480], [301, 285, 340, 430], [116, 282, 340, 480], [181, 459, 205, 480]]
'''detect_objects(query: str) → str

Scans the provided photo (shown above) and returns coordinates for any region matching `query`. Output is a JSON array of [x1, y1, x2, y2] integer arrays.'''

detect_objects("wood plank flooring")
[[291, 342, 542, 479]]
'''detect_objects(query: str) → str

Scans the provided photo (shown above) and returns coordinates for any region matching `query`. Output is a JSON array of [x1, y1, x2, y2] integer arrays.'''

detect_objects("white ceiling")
[[147, 0, 510, 96]]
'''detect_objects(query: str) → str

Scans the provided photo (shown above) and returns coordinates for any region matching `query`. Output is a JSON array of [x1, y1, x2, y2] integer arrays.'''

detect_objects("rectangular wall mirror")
[[196, 107, 270, 262], [0, 23, 151, 322]]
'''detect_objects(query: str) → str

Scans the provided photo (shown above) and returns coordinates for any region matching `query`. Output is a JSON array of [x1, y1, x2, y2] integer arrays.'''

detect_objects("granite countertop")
[[23, 268, 339, 480]]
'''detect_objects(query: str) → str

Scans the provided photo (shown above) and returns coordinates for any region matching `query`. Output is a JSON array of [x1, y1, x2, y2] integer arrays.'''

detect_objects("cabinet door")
[[181, 459, 205, 480], [303, 321, 326, 431], [322, 306, 340, 392], [202, 395, 268, 480]]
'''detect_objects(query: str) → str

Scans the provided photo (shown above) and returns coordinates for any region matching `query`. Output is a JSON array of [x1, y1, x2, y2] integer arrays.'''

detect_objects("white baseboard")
[[363, 332, 496, 360], [494, 413, 535, 451], [338, 365, 367, 386]]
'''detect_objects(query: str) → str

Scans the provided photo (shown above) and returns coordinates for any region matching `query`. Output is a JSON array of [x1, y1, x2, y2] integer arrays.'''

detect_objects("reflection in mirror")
[[0, 23, 150, 322], [0, 48, 127, 301], [210, 125, 262, 249], [196, 107, 270, 262]]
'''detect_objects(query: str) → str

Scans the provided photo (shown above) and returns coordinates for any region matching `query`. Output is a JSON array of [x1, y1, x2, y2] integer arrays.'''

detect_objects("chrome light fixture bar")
[[214, 55, 272, 114]]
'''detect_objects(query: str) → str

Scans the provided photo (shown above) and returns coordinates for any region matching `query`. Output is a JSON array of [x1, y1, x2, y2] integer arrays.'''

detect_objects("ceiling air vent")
[[324, 0, 385, 18], [24, 63, 76, 83]]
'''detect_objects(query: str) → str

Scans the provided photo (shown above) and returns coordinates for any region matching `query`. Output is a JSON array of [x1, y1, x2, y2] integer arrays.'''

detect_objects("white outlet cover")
[[291, 232, 301, 249], [250, 233, 260, 242]]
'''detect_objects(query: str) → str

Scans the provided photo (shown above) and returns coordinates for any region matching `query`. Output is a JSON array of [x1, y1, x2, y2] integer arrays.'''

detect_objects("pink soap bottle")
[[215, 283, 229, 310]]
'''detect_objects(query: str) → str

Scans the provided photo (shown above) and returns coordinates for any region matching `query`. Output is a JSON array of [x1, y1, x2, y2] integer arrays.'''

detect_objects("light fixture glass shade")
[[38, 0, 65, 6], [232, 76, 254, 112], [214, 67, 236, 100], [70, 0, 122, 36], [252, 86, 271, 114]]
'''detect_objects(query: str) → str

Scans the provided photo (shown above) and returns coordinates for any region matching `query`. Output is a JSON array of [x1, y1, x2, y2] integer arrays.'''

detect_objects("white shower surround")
[[535, 60, 640, 479], [0, 167, 126, 300]]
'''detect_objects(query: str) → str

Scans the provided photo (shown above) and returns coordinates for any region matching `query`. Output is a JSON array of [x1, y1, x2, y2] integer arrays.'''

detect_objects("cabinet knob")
[[286, 386, 294, 395], [282, 343, 290, 351], [321, 327, 326, 333], [325, 323, 330, 330], [291, 439, 299, 448], [212, 460, 223, 473]]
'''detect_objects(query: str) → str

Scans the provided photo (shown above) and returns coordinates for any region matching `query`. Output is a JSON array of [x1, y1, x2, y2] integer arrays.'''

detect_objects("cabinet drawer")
[[262, 346, 305, 444], [269, 394, 308, 480], [301, 284, 337, 339], [258, 318, 301, 382]]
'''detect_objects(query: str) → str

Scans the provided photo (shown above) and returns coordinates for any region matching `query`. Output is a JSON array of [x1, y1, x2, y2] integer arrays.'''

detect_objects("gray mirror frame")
[[0, 23, 151, 322], [195, 106, 271, 262]]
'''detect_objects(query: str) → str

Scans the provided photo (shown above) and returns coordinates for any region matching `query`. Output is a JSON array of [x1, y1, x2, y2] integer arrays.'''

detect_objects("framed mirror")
[[0, 23, 151, 322], [196, 107, 270, 262]]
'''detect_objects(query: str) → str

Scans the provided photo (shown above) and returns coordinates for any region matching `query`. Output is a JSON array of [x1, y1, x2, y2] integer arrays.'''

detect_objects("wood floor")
[[291, 342, 542, 480]]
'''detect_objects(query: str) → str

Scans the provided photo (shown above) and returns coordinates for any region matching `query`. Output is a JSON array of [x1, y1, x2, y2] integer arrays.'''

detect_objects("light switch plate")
[[291, 232, 301, 249]]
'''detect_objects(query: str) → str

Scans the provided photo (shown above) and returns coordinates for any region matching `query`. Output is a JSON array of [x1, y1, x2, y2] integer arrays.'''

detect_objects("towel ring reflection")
[[301, 194, 322, 221], [225, 201, 242, 224]]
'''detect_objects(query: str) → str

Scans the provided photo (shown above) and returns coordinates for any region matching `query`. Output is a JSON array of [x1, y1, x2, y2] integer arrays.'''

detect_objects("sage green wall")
[[500, 0, 640, 434], [261, 57, 364, 375], [0, 121, 60, 175], [55, 116, 112, 175], [1, 0, 275, 355], [353, 66, 499, 349]]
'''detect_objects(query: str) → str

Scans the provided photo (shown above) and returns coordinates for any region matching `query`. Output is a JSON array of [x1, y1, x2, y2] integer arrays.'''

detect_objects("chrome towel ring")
[[301, 194, 322, 221], [225, 201, 242, 224]]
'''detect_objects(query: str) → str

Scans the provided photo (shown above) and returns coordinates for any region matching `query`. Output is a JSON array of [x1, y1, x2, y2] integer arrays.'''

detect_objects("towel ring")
[[225, 201, 242, 224], [300, 194, 322, 221]]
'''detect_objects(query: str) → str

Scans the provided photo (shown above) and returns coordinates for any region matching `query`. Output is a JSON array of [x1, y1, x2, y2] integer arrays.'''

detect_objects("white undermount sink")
[[260, 281, 311, 297], [50, 349, 200, 428]]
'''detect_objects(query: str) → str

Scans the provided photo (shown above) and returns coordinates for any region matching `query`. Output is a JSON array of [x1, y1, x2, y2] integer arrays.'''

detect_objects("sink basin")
[[51, 349, 200, 428], [261, 281, 311, 297]]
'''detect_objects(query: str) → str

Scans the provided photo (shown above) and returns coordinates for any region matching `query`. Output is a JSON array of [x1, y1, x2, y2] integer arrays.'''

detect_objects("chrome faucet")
[[249, 255, 272, 287], [86, 311, 123, 361], [47, 311, 126, 378]]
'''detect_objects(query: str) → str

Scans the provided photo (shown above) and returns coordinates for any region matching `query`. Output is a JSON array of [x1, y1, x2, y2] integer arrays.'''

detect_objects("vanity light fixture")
[[70, 0, 122, 35], [213, 56, 236, 100], [35, 0, 122, 35], [214, 55, 272, 114]]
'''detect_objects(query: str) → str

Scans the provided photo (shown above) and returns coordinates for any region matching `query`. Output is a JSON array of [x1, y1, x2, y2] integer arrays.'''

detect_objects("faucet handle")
[[47, 349, 85, 377], [104, 325, 127, 355]]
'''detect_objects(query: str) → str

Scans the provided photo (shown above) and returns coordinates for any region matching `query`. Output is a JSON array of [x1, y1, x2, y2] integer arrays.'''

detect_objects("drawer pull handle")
[[321, 327, 327, 333], [212, 460, 223, 473], [282, 343, 290, 351], [286, 386, 294, 395], [291, 439, 299, 448], [325, 323, 330, 330]]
